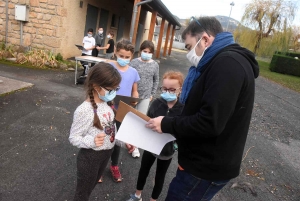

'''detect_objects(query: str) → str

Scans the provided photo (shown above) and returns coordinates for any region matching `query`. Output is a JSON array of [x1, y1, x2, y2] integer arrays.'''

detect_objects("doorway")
[[84, 4, 98, 35]]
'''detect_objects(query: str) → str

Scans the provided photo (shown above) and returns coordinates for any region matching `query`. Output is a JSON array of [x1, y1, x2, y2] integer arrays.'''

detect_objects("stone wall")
[[0, 0, 151, 58], [0, 0, 67, 54]]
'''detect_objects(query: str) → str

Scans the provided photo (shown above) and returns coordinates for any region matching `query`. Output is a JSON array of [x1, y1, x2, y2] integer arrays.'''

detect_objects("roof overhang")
[[141, 0, 181, 28]]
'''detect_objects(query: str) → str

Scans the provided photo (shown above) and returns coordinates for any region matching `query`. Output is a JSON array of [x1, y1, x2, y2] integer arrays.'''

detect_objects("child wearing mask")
[[97, 30, 115, 59], [98, 38, 140, 183], [129, 40, 159, 158], [69, 63, 134, 201], [127, 71, 184, 201], [92, 27, 104, 58], [80, 28, 96, 77]]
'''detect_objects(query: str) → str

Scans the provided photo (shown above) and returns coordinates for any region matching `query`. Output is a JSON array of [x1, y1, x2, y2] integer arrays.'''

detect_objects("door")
[[98, 9, 109, 54], [84, 4, 98, 35], [135, 23, 144, 51], [99, 9, 109, 34], [117, 16, 125, 41]]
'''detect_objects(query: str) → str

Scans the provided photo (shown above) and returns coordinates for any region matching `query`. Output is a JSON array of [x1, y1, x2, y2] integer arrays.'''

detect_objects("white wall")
[[172, 41, 185, 50]]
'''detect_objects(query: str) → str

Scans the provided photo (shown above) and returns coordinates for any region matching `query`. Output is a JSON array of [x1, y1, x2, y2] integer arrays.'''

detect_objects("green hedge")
[[275, 51, 300, 58], [269, 54, 300, 77]]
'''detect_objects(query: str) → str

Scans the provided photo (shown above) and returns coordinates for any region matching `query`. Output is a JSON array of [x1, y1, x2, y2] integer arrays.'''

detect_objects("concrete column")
[[132, 0, 141, 45]]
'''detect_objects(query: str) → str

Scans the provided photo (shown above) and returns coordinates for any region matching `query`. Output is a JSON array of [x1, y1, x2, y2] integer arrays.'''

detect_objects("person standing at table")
[[97, 30, 115, 60], [92, 27, 104, 58], [80, 28, 95, 77]]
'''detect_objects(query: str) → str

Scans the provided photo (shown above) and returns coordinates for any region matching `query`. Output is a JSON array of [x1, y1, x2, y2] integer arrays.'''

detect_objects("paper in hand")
[[115, 112, 176, 155]]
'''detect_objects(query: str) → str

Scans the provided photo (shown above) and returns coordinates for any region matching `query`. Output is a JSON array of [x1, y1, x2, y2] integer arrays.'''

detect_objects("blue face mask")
[[97, 90, 117, 102], [160, 92, 177, 102], [141, 52, 152, 61], [117, 57, 130, 67]]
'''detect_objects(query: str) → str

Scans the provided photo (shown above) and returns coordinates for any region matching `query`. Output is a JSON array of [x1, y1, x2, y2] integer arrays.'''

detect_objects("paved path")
[[0, 76, 33, 95], [0, 51, 299, 201]]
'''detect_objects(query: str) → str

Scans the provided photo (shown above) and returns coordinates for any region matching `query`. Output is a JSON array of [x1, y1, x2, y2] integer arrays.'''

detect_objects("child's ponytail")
[[88, 84, 103, 130]]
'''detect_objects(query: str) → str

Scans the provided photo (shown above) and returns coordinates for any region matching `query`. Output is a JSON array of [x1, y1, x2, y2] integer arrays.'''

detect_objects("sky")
[[161, 0, 300, 26]]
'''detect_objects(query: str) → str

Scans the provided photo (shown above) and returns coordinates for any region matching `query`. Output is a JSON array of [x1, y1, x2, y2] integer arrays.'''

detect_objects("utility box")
[[15, 5, 29, 21]]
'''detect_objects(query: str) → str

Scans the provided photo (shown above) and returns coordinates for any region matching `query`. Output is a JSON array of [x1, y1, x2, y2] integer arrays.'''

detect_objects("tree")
[[291, 25, 300, 51], [236, 0, 297, 55]]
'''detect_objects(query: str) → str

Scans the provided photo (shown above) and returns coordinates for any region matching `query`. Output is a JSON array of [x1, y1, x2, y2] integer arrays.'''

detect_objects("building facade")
[[0, 0, 181, 59]]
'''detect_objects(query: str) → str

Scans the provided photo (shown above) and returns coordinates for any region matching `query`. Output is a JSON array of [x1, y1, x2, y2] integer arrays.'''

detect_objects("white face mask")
[[99, 31, 103, 34], [186, 38, 207, 66], [107, 35, 111, 39]]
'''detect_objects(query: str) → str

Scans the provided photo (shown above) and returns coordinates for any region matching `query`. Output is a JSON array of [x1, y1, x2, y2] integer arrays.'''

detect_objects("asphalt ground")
[[0, 50, 299, 201]]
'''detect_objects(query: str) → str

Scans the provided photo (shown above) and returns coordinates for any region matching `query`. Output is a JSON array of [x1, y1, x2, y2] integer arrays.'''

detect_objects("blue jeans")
[[165, 169, 230, 201]]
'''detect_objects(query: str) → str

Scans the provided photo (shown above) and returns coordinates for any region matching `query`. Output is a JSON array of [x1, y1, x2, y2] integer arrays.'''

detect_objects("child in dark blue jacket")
[[127, 71, 184, 201]]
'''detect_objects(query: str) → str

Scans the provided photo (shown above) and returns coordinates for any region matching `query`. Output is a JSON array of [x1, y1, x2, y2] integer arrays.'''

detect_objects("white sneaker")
[[84, 65, 89, 74], [132, 148, 140, 158], [127, 194, 142, 201]]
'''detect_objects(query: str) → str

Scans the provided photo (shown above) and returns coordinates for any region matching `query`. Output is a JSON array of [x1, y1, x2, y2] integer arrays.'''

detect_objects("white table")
[[74, 56, 109, 84]]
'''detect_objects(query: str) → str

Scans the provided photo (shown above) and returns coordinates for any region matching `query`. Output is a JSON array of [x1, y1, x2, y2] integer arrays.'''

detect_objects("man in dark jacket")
[[146, 16, 259, 201]]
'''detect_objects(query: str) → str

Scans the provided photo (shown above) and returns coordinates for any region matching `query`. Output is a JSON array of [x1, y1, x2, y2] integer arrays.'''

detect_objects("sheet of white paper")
[[116, 112, 176, 155]]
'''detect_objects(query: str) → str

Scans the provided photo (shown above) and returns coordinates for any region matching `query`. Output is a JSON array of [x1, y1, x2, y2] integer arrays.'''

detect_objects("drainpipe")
[[20, 21, 23, 45], [5, 0, 8, 46], [129, 0, 152, 42]]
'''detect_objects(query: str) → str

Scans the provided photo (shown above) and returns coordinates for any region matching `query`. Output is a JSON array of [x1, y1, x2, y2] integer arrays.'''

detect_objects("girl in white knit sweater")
[[69, 63, 134, 201]]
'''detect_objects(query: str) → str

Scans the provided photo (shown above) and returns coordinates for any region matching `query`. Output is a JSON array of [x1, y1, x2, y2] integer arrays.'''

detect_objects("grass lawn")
[[257, 60, 300, 93]]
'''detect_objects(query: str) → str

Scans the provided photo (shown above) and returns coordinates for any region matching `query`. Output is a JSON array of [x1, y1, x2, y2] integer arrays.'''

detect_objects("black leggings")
[[111, 121, 121, 166], [80, 53, 88, 66], [74, 148, 113, 201], [137, 150, 172, 199]]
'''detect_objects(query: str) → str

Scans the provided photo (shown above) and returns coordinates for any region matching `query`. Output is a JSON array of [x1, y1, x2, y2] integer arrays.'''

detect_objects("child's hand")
[[126, 143, 135, 153], [94, 133, 106, 147]]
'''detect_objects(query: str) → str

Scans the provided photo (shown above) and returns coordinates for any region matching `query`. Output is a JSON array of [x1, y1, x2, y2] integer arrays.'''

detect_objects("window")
[[111, 14, 118, 28]]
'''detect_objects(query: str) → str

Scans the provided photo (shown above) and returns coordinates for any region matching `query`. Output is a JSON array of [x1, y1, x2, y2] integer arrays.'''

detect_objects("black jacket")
[[161, 44, 259, 180], [147, 98, 184, 119], [148, 98, 184, 158]]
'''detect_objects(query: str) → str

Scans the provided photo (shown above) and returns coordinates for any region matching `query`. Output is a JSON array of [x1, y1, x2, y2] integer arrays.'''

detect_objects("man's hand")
[[96, 46, 101, 50], [146, 116, 164, 133], [94, 133, 106, 147], [126, 143, 135, 153]]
